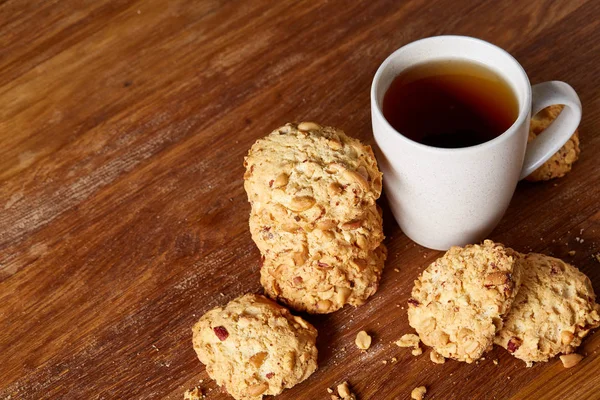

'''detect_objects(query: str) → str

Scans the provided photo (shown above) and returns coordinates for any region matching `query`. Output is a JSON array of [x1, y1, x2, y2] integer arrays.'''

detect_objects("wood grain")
[[1, 0, 599, 399]]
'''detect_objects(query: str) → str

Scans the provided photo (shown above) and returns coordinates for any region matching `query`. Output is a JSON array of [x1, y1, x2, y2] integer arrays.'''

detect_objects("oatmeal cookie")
[[261, 243, 387, 314], [407, 240, 521, 363], [526, 105, 580, 182], [244, 122, 382, 232], [495, 253, 600, 365], [192, 294, 318, 399], [249, 203, 384, 259]]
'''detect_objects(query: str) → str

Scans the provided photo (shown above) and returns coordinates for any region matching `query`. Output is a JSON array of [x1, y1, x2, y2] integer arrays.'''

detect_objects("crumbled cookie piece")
[[408, 240, 521, 363], [495, 253, 600, 365], [411, 386, 427, 400], [355, 331, 372, 350], [192, 294, 318, 400], [526, 105, 580, 182], [492, 359, 499, 365], [560, 353, 583, 368], [568, 250, 576, 256], [337, 381, 355, 399], [183, 387, 203, 400], [396, 333, 422, 356], [395, 334, 420, 348], [430, 350, 445, 364], [330, 381, 357, 400]]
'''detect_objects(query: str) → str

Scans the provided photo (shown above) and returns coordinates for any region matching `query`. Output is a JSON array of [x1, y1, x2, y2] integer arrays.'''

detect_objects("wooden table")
[[1, 1, 599, 399]]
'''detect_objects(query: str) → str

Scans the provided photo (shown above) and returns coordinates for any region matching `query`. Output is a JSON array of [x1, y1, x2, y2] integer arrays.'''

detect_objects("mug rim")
[[371, 35, 532, 153]]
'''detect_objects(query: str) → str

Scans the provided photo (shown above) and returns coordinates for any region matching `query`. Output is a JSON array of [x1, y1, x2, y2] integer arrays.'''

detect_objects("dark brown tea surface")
[[382, 59, 519, 148]]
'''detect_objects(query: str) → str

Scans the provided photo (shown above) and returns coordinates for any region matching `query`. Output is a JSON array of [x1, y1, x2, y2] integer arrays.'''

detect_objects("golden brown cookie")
[[526, 105, 580, 182], [244, 122, 386, 313], [249, 203, 384, 259], [244, 122, 382, 233], [495, 253, 600, 366], [261, 243, 387, 314], [407, 240, 521, 363], [192, 294, 318, 400]]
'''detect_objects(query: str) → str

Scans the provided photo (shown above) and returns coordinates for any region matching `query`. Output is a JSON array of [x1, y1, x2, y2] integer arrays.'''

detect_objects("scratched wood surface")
[[1, 1, 599, 399]]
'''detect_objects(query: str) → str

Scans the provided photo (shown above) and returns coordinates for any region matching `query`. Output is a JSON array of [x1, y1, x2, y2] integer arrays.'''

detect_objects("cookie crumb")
[[391, 357, 398, 363], [394, 268, 400, 272], [594, 253, 600, 263], [395, 334, 420, 348], [493, 359, 499, 365], [336, 381, 357, 400], [568, 250, 576, 256], [327, 388, 334, 394], [355, 330, 372, 350], [396, 333, 422, 356], [411, 386, 427, 400], [430, 350, 445, 364], [382, 360, 387, 365], [183, 387, 203, 400], [560, 353, 583, 368]]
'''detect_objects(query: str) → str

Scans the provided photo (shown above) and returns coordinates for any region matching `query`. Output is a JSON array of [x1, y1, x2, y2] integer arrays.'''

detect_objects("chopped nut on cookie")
[[355, 330, 372, 350]]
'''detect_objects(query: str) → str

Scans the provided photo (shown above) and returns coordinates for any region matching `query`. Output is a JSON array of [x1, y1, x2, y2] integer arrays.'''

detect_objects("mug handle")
[[519, 81, 582, 180]]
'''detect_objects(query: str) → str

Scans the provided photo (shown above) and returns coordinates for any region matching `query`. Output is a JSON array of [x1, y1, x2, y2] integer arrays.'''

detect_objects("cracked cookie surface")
[[495, 253, 600, 365], [192, 294, 318, 400], [408, 240, 521, 363]]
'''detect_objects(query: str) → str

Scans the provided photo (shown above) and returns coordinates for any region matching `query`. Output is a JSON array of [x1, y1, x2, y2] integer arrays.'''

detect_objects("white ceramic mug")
[[371, 35, 582, 250]]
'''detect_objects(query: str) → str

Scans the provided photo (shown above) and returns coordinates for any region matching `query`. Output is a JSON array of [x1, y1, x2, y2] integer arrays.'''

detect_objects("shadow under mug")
[[371, 35, 582, 251]]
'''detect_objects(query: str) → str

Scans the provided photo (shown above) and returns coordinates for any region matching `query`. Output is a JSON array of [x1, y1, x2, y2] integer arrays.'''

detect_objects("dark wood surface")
[[1, 1, 599, 399]]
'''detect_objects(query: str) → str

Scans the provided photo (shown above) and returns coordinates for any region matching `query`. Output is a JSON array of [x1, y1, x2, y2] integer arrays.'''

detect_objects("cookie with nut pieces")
[[249, 202, 384, 261], [261, 242, 387, 313], [408, 240, 522, 363], [244, 122, 383, 230], [192, 294, 318, 400], [495, 253, 600, 366], [244, 122, 386, 313], [526, 105, 580, 182]]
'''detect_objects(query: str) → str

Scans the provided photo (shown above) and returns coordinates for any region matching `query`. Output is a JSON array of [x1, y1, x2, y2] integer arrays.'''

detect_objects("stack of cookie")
[[243, 122, 387, 313], [407, 240, 600, 366]]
